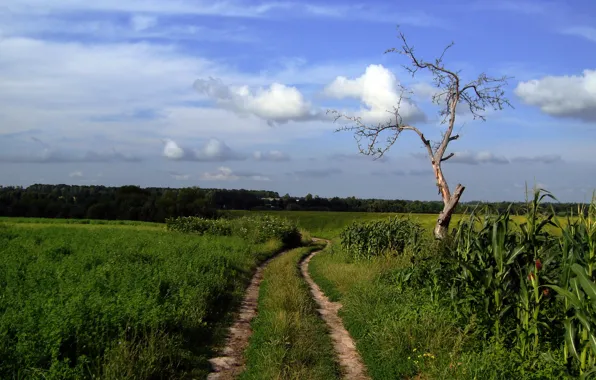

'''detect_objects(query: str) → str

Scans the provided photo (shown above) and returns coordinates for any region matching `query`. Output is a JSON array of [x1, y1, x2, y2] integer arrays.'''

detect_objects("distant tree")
[[328, 29, 513, 239], [305, 193, 313, 202]]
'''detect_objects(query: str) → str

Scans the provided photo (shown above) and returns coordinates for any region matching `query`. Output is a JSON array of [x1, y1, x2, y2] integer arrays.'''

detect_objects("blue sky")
[[1, 0, 595, 202]]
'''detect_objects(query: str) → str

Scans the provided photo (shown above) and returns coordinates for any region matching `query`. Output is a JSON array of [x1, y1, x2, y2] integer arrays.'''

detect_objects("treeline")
[[0, 184, 588, 222]]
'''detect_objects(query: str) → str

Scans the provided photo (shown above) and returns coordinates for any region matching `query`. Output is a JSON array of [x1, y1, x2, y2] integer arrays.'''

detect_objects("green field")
[[0, 219, 283, 379], [229, 210, 568, 238], [229, 210, 444, 238], [1, 203, 589, 379]]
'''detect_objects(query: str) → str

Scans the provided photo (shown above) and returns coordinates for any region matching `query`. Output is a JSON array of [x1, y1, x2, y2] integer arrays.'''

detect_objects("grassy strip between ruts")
[[239, 242, 341, 380]]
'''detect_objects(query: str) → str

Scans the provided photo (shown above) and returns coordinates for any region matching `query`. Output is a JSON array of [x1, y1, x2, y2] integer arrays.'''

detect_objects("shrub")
[[166, 215, 301, 248], [165, 216, 232, 236], [339, 216, 427, 260]]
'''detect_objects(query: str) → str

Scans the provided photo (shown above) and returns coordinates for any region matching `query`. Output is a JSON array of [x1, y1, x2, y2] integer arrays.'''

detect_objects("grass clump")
[[240, 243, 340, 380]]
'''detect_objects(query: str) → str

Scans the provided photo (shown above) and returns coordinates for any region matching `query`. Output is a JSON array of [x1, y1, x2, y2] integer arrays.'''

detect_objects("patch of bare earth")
[[207, 251, 286, 380], [300, 239, 370, 380]]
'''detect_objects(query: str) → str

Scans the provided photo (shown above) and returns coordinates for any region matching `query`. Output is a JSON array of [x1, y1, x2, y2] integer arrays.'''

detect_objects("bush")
[[165, 216, 232, 235], [339, 216, 427, 260], [166, 215, 301, 248]]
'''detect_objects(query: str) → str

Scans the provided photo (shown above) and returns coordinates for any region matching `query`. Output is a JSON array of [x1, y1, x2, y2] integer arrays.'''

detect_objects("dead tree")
[[329, 30, 512, 239]]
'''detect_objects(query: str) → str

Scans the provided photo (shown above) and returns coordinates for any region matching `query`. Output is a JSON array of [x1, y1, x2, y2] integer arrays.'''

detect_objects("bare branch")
[[441, 152, 455, 162]]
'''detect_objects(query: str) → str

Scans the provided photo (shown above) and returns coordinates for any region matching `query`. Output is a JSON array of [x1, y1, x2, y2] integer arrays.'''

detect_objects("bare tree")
[[328, 30, 513, 239]]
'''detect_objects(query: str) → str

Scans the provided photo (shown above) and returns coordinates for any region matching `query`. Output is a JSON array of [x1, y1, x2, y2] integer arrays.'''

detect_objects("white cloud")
[[3, 0, 444, 26], [515, 70, 596, 121], [69, 171, 83, 178], [162, 138, 246, 162], [510, 155, 562, 164], [130, 15, 158, 31], [201, 167, 270, 181], [253, 150, 290, 161], [323, 64, 426, 125], [194, 77, 320, 125], [561, 26, 596, 43]]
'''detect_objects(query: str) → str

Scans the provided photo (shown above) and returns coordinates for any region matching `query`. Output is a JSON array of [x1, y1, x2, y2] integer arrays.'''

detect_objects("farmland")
[[309, 191, 596, 379], [1, 194, 593, 379], [0, 217, 291, 378]]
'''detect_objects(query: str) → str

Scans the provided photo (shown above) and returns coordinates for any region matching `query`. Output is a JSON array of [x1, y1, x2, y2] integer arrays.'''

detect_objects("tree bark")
[[434, 184, 465, 239]]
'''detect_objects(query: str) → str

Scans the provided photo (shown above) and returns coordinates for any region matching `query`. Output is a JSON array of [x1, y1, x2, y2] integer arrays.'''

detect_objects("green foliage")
[[0, 224, 282, 379], [166, 215, 301, 248], [311, 189, 596, 379], [165, 216, 233, 235], [339, 216, 427, 260]]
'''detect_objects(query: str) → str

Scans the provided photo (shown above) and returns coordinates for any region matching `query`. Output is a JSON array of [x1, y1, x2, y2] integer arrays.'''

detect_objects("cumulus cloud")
[[323, 64, 426, 124], [253, 150, 290, 162], [201, 167, 270, 181], [162, 138, 246, 162], [194, 77, 320, 125], [515, 70, 596, 121]]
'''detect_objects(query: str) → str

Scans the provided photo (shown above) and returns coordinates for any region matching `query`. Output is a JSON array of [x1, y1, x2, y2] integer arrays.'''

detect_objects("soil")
[[300, 239, 371, 380], [207, 239, 370, 380], [206, 250, 286, 380]]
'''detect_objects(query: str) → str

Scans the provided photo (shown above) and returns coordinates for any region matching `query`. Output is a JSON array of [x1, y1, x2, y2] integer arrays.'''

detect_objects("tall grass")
[[0, 223, 283, 379]]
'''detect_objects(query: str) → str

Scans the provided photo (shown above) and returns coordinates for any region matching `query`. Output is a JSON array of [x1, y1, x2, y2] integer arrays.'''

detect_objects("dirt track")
[[207, 239, 370, 379], [300, 239, 370, 380], [207, 250, 287, 380]]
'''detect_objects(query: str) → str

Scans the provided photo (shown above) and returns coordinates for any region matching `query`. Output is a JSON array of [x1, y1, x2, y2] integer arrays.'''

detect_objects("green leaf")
[[573, 264, 596, 302], [505, 246, 525, 266], [546, 284, 583, 309], [564, 318, 580, 361]]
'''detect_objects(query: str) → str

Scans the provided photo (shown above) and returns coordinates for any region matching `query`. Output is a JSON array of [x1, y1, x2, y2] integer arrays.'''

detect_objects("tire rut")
[[207, 250, 287, 380], [300, 239, 371, 380]]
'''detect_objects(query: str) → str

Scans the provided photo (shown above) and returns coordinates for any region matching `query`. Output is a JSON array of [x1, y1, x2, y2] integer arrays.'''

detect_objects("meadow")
[[0, 216, 296, 379]]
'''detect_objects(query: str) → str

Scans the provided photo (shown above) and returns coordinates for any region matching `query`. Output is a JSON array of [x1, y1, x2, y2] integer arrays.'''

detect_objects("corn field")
[[340, 189, 596, 377]]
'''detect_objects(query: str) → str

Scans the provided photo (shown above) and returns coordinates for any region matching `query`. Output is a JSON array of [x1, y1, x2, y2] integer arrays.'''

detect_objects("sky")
[[1, 0, 596, 202]]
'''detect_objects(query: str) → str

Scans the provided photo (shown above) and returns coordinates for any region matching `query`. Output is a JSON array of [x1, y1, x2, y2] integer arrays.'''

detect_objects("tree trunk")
[[434, 184, 465, 239]]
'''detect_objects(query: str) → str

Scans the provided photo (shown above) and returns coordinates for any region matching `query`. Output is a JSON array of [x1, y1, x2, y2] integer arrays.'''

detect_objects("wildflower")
[[535, 259, 542, 271]]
